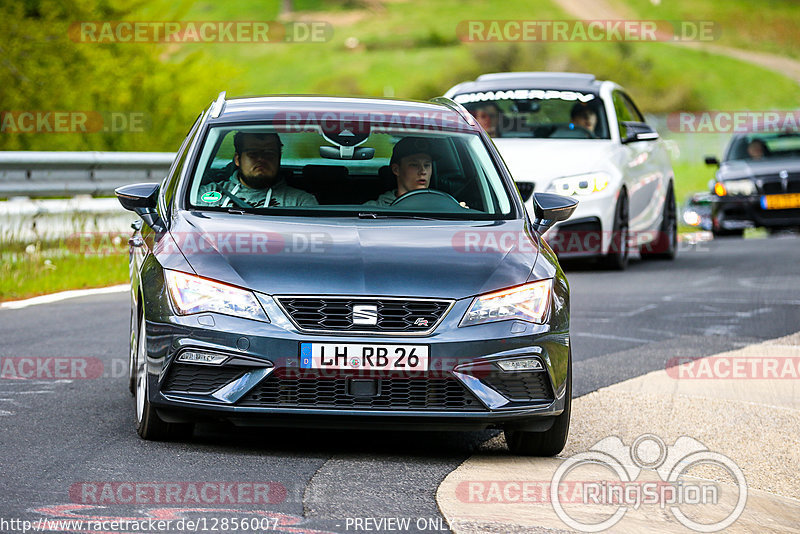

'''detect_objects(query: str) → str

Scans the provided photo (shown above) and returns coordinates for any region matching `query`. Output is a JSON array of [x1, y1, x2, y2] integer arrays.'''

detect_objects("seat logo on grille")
[[352, 305, 378, 325], [413, 318, 429, 327]]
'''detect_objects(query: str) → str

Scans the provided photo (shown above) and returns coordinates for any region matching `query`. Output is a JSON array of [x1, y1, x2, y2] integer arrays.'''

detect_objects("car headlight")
[[460, 279, 552, 327], [548, 172, 610, 196], [716, 179, 755, 196], [164, 270, 269, 322]]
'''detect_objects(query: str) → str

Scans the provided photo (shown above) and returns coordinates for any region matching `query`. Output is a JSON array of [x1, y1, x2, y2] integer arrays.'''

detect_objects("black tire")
[[601, 191, 629, 270], [641, 183, 677, 260], [505, 354, 572, 456], [128, 304, 137, 396], [134, 310, 194, 441]]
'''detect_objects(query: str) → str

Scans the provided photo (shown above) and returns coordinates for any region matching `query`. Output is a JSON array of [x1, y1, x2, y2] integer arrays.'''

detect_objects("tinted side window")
[[161, 113, 202, 216], [612, 91, 645, 140], [620, 93, 645, 123]]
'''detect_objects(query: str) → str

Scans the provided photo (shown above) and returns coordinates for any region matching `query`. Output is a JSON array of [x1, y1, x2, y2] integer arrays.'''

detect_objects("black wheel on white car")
[[505, 352, 571, 457], [134, 308, 193, 441], [641, 182, 677, 260], [601, 191, 629, 270]]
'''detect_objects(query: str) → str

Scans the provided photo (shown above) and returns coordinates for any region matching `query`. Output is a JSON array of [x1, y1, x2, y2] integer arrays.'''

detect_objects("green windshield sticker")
[[200, 191, 222, 203]]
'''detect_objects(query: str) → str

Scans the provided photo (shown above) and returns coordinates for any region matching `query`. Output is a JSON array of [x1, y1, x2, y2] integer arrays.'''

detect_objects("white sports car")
[[445, 72, 677, 269]]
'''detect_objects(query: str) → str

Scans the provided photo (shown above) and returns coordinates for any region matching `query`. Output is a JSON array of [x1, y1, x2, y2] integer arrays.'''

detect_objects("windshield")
[[724, 131, 800, 162], [184, 122, 514, 219], [453, 89, 610, 139]]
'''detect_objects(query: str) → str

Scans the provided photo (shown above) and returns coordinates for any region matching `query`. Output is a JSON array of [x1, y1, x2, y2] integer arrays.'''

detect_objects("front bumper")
[[713, 194, 800, 230], [142, 295, 571, 432], [528, 188, 617, 258]]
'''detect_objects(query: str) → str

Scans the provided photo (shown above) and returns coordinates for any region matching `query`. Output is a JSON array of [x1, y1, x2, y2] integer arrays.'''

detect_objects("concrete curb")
[[436, 334, 800, 533]]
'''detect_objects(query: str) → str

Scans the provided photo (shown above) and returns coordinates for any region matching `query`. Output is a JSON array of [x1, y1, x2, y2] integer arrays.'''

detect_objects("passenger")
[[746, 138, 768, 160], [198, 132, 318, 207], [570, 103, 598, 137], [470, 102, 500, 137]]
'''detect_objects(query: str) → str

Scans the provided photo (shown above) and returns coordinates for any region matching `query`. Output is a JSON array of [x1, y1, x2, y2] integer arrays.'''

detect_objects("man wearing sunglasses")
[[198, 132, 318, 208]]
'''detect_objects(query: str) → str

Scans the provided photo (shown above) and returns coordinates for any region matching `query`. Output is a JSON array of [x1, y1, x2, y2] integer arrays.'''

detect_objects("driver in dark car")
[[365, 137, 468, 208]]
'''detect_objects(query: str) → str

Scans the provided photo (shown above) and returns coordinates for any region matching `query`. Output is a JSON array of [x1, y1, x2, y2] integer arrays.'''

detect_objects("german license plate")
[[761, 193, 800, 210], [299, 343, 429, 371]]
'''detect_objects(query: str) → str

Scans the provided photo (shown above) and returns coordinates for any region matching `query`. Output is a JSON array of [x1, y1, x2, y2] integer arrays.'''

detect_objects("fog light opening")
[[496, 358, 544, 372], [177, 351, 229, 365]]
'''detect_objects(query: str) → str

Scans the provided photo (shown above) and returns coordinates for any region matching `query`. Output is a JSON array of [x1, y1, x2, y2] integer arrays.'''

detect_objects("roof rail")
[[476, 72, 596, 83], [430, 96, 476, 127], [210, 91, 227, 118]]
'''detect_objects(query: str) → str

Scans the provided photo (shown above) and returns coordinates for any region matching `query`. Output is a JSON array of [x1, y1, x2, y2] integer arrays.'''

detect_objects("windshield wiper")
[[358, 212, 438, 221]]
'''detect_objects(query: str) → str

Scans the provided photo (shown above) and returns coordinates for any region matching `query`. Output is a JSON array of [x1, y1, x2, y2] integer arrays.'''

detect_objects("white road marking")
[[0, 284, 129, 310], [571, 332, 655, 344], [0, 410, 13, 416]]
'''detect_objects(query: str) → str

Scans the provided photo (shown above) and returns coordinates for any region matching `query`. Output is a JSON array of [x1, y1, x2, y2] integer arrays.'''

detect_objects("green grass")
[[673, 160, 715, 205], [611, 0, 800, 59], [133, 0, 800, 111], [0, 242, 128, 302]]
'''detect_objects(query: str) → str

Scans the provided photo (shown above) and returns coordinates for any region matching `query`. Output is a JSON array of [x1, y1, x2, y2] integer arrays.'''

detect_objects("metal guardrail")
[[0, 151, 175, 198]]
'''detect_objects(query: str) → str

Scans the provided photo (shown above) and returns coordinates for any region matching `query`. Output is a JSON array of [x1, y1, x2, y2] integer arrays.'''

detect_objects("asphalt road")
[[0, 236, 798, 534]]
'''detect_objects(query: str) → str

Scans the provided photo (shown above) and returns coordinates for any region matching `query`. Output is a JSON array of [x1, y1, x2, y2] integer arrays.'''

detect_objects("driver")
[[569, 103, 598, 137], [364, 137, 436, 207], [198, 132, 318, 207]]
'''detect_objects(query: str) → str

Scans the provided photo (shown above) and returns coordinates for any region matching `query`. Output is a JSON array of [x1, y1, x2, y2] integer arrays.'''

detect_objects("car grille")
[[162, 364, 248, 395], [481, 371, 554, 402], [238, 370, 484, 411], [275, 297, 453, 334], [758, 172, 800, 195]]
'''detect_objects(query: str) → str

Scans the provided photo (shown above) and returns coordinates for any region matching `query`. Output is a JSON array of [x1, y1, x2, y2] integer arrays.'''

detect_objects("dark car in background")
[[115, 92, 578, 456], [705, 131, 800, 237], [682, 192, 713, 231]]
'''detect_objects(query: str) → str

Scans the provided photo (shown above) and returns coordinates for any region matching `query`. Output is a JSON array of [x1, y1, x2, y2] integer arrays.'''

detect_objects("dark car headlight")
[[460, 279, 552, 327], [164, 270, 269, 322], [715, 179, 755, 196]]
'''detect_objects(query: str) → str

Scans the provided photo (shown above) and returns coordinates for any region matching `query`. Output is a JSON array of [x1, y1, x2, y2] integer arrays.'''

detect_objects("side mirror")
[[621, 121, 659, 144], [516, 181, 535, 202], [532, 192, 578, 234], [115, 182, 164, 231], [704, 155, 720, 166]]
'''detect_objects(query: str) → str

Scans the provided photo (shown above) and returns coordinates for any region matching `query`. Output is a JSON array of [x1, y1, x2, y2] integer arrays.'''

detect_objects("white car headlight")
[[460, 279, 552, 327], [723, 179, 756, 196], [548, 172, 610, 196], [164, 270, 269, 322]]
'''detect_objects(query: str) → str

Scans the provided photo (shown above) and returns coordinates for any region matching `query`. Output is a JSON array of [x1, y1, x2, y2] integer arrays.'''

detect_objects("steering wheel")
[[390, 188, 462, 209]]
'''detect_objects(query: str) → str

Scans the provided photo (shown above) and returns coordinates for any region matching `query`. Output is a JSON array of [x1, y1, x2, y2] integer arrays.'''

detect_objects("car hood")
[[718, 157, 800, 180], [169, 211, 539, 299], [493, 138, 616, 187]]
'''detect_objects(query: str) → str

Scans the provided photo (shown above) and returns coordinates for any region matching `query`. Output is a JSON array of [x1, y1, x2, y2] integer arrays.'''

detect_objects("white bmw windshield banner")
[[454, 89, 596, 104]]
